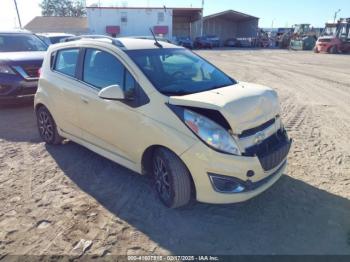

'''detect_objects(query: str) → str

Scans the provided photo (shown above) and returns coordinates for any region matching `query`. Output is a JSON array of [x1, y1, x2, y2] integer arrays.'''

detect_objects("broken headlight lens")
[[183, 109, 241, 155]]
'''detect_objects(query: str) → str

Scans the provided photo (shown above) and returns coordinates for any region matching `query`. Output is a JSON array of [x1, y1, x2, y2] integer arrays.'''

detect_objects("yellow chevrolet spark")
[[34, 36, 291, 208]]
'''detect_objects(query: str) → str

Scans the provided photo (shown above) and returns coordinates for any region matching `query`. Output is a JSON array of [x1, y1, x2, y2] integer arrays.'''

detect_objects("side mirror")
[[98, 84, 125, 100]]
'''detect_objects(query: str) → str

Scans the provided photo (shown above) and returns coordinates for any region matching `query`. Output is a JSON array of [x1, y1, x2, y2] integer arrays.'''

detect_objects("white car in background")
[[36, 33, 75, 45]]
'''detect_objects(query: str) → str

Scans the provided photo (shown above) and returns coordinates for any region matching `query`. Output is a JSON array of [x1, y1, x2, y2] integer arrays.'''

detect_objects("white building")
[[87, 6, 202, 39], [87, 6, 259, 45]]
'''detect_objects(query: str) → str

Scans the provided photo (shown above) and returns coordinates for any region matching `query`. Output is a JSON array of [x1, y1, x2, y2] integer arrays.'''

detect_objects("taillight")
[[38, 68, 42, 78]]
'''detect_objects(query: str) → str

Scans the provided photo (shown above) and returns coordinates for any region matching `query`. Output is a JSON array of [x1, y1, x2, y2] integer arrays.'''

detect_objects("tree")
[[39, 0, 86, 17]]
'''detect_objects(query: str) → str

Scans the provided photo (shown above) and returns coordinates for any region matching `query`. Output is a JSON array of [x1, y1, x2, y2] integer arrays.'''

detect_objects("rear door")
[[50, 48, 83, 137]]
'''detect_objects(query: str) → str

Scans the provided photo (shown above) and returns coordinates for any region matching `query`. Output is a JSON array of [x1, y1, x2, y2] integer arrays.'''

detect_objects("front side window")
[[83, 49, 124, 90], [126, 48, 236, 96], [0, 33, 47, 52], [322, 26, 337, 36], [54, 49, 79, 77]]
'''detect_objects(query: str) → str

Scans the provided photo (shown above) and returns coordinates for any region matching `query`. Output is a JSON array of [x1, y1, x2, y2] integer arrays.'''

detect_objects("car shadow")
[[45, 142, 350, 255]]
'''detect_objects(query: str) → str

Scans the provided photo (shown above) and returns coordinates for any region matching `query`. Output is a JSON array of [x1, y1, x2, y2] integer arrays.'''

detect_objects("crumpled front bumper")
[[180, 132, 291, 204]]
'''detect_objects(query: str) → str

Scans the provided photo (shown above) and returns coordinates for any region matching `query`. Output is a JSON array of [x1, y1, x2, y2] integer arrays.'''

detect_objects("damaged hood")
[[168, 82, 280, 134]]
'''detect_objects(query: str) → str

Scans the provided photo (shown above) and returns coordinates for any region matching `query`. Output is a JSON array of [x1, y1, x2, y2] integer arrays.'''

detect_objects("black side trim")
[[208, 160, 286, 194]]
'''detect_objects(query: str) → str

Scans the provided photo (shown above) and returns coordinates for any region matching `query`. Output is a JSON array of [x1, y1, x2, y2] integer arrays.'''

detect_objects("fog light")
[[209, 174, 246, 193]]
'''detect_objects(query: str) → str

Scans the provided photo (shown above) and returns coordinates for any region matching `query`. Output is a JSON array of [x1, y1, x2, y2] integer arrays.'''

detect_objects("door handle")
[[81, 97, 89, 104]]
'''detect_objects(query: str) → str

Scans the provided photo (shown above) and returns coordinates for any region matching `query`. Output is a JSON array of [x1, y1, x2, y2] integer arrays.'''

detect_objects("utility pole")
[[200, 0, 204, 36], [13, 0, 22, 28], [333, 9, 341, 22]]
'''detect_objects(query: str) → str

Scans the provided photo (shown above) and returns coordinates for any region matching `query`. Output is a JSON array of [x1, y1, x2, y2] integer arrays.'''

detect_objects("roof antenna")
[[149, 27, 163, 48]]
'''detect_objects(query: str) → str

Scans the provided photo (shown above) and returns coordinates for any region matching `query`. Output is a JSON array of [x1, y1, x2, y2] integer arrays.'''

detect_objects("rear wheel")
[[152, 148, 192, 208], [36, 106, 63, 145]]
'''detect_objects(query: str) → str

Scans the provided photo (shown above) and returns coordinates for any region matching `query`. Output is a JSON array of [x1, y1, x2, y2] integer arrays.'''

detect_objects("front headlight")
[[0, 64, 16, 75], [183, 109, 241, 155]]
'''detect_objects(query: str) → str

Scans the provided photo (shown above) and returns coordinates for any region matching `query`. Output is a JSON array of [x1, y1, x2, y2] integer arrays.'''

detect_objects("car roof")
[[0, 29, 32, 34], [60, 36, 182, 51], [37, 33, 75, 37]]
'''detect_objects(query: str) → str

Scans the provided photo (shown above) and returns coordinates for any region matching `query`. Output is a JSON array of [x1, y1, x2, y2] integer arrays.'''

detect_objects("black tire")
[[329, 45, 338, 54], [36, 106, 63, 145], [152, 148, 192, 208]]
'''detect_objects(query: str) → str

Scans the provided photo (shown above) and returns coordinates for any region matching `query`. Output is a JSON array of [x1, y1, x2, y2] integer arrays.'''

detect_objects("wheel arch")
[[34, 102, 47, 112], [141, 144, 197, 199]]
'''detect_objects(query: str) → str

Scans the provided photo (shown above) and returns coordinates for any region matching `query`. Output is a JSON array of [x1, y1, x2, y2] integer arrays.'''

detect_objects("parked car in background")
[[130, 35, 173, 44], [35, 36, 291, 208], [237, 38, 255, 48], [194, 36, 213, 49], [173, 36, 193, 49], [0, 29, 47, 105], [36, 33, 75, 45], [206, 35, 220, 47], [224, 38, 240, 47], [314, 18, 350, 54]]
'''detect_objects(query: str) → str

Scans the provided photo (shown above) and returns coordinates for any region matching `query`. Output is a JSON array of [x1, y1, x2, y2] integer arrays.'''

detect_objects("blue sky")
[[0, 0, 349, 29]]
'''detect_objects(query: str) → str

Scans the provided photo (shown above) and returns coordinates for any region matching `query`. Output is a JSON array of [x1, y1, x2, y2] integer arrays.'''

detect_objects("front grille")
[[23, 66, 39, 78], [319, 38, 332, 43], [244, 130, 292, 171], [239, 118, 276, 138]]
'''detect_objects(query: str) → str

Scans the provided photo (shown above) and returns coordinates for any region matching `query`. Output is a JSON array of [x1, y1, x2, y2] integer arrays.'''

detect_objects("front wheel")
[[36, 106, 63, 145], [329, 45, 338, 54], [152, 148, 192, 208]]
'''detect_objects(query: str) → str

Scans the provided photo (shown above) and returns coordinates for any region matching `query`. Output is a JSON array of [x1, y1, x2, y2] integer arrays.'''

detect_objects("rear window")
[[0, 33, 47, 52], [50, 36, 70, 44], [54, 49, 79, 77]]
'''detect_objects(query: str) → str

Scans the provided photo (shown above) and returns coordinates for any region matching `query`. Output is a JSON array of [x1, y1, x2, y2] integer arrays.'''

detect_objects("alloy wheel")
[[153, 156, 171, 202], [38, 110, 54, 142]]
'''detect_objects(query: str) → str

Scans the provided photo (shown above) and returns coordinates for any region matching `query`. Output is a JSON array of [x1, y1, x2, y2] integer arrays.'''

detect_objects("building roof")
[[24, 16, 88, 34], [204, 10, 259, 22]]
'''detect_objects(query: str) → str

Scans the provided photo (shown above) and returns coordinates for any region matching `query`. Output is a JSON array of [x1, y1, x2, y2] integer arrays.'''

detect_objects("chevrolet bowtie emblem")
[[254, 132, 266, 145]]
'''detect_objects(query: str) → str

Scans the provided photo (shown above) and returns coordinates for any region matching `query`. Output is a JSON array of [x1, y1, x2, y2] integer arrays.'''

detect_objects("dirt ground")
[[0, 49, 350, 257]]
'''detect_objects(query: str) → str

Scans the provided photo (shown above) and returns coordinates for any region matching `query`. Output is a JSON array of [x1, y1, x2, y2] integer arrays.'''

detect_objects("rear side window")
[[83, 49, 124, 90], [54, 49, 79, 77]]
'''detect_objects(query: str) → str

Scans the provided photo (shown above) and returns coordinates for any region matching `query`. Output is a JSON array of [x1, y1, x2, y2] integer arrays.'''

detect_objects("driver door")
[[75, 48, 141, 168]]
